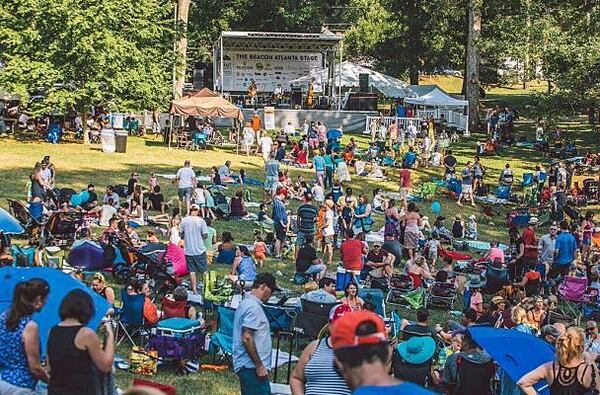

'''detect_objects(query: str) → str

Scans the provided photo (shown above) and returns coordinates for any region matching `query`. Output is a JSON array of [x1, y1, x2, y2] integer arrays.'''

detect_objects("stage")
[[214, 108, 376, 133]]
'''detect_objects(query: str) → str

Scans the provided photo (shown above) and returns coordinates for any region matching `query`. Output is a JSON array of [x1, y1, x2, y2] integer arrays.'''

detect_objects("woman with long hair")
[[47, 289, 115, 395], [0, 279, 50, 393], [403, 202, 422, 259], [518, 327, 600, 394], [340, 282, 364, 311], [90, 273, 115, 305]]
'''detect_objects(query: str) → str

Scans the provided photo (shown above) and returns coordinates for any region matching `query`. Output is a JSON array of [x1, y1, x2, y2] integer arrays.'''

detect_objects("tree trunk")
[[175, 0, 190, 98], [466, 0, 481, 134], [523, 0, 531, 89], [82, 102, 89, 145], [406, 0, 421, 85]]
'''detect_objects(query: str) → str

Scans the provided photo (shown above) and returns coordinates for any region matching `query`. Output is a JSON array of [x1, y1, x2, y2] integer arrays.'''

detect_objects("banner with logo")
[[222, 51, 322, 93]]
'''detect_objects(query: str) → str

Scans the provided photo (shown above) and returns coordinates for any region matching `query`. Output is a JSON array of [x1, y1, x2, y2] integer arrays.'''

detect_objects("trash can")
[[101, 128, 116, 153], [115, 130, 128, 153]]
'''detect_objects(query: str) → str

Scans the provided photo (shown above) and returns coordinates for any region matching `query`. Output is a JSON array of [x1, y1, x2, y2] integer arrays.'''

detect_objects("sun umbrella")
[[0, 267, 111, 356], [469, 326, 554, 395], [0, 207, 24, 234]]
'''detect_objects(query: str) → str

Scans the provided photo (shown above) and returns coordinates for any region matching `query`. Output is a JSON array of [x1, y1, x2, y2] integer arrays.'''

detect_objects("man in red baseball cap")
[[331, 311, 434, 394]]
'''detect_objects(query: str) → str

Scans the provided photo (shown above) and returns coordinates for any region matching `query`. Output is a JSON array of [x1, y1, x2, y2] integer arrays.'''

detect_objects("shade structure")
[[67, 240, 109, 271], [469, 326, 554, 395], [404, 87, 468, 107], [0, 267, 111, 356], [0, 207, 24, 235], [170, 88, 244, 121]]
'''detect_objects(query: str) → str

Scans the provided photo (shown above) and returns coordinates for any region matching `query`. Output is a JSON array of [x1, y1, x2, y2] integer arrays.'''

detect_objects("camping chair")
[[293, 300, 339, 339], [558, 276, 598, 325], [210, 305, 235, 366], [263, 304, 299, 384], [176, 130, 193, 150], [203, 271, 235, 312], [425, 282, 457, 309], [392, 349, 433, 387], [447, 354, 495, 395], [359, 288, 386, 318], [115, 288, 150, 347]]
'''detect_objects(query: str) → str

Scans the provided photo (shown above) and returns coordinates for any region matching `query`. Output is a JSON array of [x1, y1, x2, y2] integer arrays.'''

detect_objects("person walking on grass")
[[180, 204, 208, 294], [176, 160, 196, 215], [234, 273, 278, 395], [457, 161, 475, 207]]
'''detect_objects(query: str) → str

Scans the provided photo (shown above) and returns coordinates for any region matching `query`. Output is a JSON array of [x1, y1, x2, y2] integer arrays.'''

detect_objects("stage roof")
[[218, 30, 343, 52]]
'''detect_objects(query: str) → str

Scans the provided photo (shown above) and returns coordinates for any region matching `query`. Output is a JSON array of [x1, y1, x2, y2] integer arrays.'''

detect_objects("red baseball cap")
[[330, 310, 387, 350]]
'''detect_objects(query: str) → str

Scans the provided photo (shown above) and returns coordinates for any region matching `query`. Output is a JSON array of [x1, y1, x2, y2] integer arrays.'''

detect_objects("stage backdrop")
[[222, 51, 323, 92]]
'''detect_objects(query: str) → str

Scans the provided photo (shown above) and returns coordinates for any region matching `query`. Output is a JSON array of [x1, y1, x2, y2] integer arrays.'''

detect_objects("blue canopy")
[[0, 207, 24, 235], [67, 240, 109, 271], [469, 327, 554, 395], [0, 267, 111, 356]]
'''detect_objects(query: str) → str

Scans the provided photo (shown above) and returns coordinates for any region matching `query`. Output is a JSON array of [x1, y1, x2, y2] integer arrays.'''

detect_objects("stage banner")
[[222, 51, 322, 92], [264, 107, 275, 129]]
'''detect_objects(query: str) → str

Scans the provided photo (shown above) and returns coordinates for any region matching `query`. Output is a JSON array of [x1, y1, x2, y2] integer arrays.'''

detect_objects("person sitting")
[[146, 185, 168, 213], [406, 255, 435, 288], [432, 216, 452, 242], [131, 280, 160, 325], [295, 146, 309, 166], [451, 215, 465, 239], [476, 296, 506, 327], [0, 279, 50, 393], [91, 273, 115, 306], [400, 307, 438, 340], [443, 330, 493, 394], [364, 242, 395, 279], [300, 277, 337, 304], [340, 230, 366, 274], [295, 239, 327, 280], [394, 336, 436, 388], [340, 282, 364, 311], [99, 198, 118, 227], [499, 163, 514, 185], [215, 231, 236, 265], [162, 285, 197, 320], [230, 245, 257, 284], [515, 265, 542, 296], [47, 289, 114, 395], [484, 241, 505, 264], [229, 190, 247, 219], [404, 147, 418, 168]]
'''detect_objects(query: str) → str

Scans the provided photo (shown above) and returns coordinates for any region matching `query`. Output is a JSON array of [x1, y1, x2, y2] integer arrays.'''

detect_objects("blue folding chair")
[[115, 288, 147, 347], [359, 288, 386, 318], [211, 306, 235, 365]]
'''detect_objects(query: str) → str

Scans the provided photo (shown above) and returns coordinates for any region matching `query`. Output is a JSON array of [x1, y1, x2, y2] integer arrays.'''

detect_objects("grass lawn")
[[1, 91, 598, 393]]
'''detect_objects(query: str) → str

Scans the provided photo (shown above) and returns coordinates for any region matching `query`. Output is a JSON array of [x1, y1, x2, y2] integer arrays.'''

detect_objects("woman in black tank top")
[[517, 327, 600, 395], [47, 289, 114, 395]]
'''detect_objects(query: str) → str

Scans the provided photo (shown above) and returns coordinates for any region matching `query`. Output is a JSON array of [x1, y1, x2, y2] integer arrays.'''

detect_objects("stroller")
[[44, 211, 86, 246], [212, 190, 230, 219], [583, 179, 599, 203], [7, 199, 45, 239]]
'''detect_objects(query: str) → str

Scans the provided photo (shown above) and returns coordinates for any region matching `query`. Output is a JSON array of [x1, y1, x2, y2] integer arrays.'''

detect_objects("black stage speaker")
[[344, 93, 378, 111], [359, 73, 370, 93], [291, 91, 303, 107]]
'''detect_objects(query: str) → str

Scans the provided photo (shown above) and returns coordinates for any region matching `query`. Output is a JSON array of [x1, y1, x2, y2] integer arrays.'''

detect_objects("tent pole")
[[220, 35, 224, 95], [338, 42, 343, 111]]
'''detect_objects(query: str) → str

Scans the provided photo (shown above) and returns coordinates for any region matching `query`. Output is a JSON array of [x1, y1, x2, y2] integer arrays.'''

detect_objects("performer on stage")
[[273, 83, 283, 107], [306, 78, 315, 109], [247, 79, 258, 108]]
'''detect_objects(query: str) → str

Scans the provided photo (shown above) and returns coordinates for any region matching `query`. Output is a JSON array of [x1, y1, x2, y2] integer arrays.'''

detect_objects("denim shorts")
[[295, 231, 314, 246], [185, 253, 208, 273], [178, 187, 193, 200], [237, 367, 271, 395]]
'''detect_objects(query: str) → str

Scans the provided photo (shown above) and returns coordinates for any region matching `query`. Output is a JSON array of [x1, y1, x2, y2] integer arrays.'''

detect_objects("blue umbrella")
[[469, 327, 555, 395], [0, 207, 24, 234], [0, 267, 111, 356]]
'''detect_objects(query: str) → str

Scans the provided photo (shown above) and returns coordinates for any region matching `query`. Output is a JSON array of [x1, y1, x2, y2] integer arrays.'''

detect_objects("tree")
[[0, 0, 176, 122], [466, 0, 481, 133]]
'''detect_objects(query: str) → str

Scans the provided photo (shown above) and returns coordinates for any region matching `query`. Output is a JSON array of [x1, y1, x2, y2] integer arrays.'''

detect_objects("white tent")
[[289, 61, 414, 98], [404, 87, 468, 107]]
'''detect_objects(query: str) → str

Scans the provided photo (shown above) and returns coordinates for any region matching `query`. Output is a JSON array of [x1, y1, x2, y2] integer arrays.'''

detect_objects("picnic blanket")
[[475, 195, 511, 205]]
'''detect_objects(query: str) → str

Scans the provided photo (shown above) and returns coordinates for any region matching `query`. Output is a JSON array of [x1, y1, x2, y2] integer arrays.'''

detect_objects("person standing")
[[263, 153, 279, 203], [259, 132, 273, 161], [538, 223, 558, 278], [398, 166, 411, 210], [180, 204, 208, 294], [443, 150, 457, 180], [457, 161, 475, 206], [242, 122, 255, 156], [0, 279, 50, 394], [549, 220, 578, 279], [272, 187, 288, 260], [296, 193, 318, 258], [313, 150, 326, 187], [322, 199, 335, 266], [521, 217, 539, 272], [233, 273, 278, 395], [176, 160, 196, 215]]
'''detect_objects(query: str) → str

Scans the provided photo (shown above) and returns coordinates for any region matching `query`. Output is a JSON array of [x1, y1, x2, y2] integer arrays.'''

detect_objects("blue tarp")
[[0, 267, 111, 356], [469, 327, 554, 395], [0, 207, 24, 235]]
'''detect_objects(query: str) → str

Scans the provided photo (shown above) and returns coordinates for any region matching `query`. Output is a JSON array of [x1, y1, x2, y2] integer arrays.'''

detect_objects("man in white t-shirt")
[[259, 134, 273, 161], [283, 122, 296, 136], [180, 204, 208, 294], [322, 200, 336, 265], [311, 184, 325, 203], [99, 198, 118, 226], [176, 160, 196, 214]]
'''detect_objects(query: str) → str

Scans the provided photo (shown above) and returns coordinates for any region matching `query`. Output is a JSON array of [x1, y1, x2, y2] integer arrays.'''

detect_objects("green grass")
[[1, 93, 598, 393]]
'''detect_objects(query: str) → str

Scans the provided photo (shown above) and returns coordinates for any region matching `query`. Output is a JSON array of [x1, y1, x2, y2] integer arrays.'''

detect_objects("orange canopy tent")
[[169, 88, 244, 121]]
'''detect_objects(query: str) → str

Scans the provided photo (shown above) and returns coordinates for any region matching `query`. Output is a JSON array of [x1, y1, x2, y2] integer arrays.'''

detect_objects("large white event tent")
[[289, 61, 414, 99], [404, 87, 468, 107]]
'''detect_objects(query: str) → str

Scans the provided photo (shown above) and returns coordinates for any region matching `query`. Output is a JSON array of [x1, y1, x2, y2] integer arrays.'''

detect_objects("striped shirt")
[[304, 338, 351, 395]]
